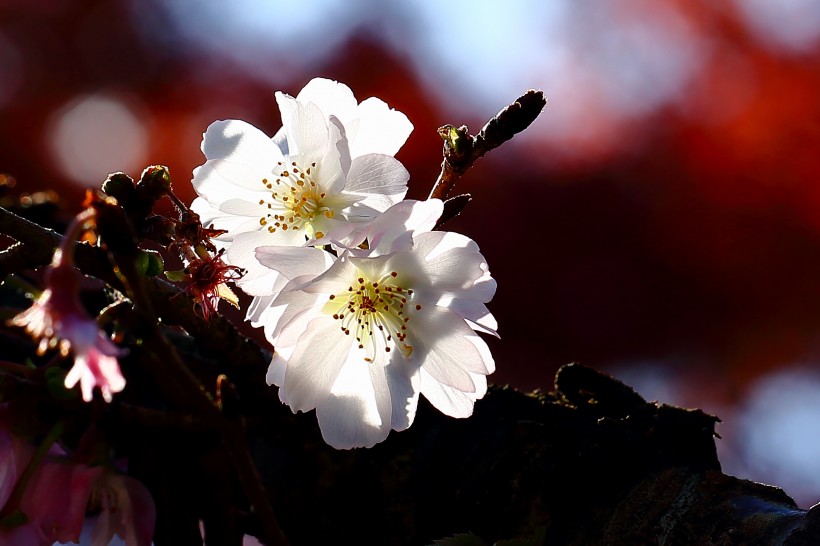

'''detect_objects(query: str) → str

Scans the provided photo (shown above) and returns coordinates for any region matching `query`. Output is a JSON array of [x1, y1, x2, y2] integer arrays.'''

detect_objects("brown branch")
[[0, 242, 31, 280], [90, 200, 290, 546], [0, 206, 269, 384], [428, 89, 547, 201]]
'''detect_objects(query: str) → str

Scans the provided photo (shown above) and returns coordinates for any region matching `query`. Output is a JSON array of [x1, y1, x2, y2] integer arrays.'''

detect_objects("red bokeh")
[[4, 0, 820, 504]]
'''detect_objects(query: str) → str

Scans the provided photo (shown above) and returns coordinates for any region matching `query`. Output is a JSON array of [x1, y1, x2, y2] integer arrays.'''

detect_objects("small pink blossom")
[[17, 459, 102, 544], [0, 423, 93, 546], [1, 423, 154, 546], [1, 459, 154, 546], [87, 471, 156, 546], [8, 213, 126, 403]]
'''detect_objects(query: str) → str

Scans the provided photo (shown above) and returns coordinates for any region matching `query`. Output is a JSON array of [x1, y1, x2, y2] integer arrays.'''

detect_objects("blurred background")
[[3, 0, 820, 507]]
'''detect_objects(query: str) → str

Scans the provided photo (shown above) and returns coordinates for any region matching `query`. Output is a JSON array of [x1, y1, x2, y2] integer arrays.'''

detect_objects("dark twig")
[[434, 194, 472, 231], [0, 242, 31, 281], [115, 403, 213, 431], [428, 89, 546, 202], [90, 199, 290, 546], [0, 206, 269, 383]]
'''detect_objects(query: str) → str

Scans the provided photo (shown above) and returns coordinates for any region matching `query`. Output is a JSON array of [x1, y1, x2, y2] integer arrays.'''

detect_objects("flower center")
[[257, 161, 334, 237], [326, 270, 421, 362]]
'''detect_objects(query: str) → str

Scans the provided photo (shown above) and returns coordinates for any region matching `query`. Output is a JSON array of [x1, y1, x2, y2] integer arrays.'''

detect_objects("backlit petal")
[[348, 97, 413, 158], [201, 119, 283, 170], [282, 316, 354, 412], [315, 355, 392, 449]]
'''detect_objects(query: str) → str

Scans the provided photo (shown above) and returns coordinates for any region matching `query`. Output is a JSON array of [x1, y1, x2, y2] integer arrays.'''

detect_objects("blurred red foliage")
[[3, 0, 820, 401]]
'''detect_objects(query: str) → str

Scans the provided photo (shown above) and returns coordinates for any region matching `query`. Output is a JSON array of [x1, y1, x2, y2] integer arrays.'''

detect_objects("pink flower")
[[17, 460, 102, 544], [3, 461, 154, 546], [9, 217, 126, 403], [0, 424, 93, 546], [0, 424, 44, 546], [0, 426, 155, 546], [86, 472, 156, 546], [0, 427, 31, 511], [0, 524, 43, 546]]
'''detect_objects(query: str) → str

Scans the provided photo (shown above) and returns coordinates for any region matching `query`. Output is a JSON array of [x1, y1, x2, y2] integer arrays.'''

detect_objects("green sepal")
[[0, 509, 28, 530], [165, 269, 187, 282], [439, 124, 471, 156], [135, 250, 164, 277], [138, 165, 172, 193]]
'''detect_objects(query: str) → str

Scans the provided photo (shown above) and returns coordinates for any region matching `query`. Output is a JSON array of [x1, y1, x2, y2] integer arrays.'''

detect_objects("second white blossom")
[[257, 199, 497, 449]]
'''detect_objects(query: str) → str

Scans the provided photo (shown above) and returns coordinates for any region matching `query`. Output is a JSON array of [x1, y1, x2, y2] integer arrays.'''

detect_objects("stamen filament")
[[326, 270, 419, 361]]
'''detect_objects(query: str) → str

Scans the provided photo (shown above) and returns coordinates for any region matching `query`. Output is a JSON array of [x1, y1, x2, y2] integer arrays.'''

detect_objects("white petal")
[[276, 93, 329, 159], [190, 197, 229, 228], [254, 245, 335, 282], [201, 120, 283, 170], [238, 267, 301, 300], [343, 154, 409, 212], [348, 97, 413, 158], [367, 199, 443, 255], [266, 349, 289, 387], [227, 232, 285, 296], [232, 242, 331, 297], [271, 127, 288, 155], [246, 293, 277, 326], [218, 198, 267, 217], [410, 306, 490, 390], [295, 78, 359, 124], [315, 356, 392, 449], [412, 231, 495, 299], [386, 356, 420, 431], [299, 254, 359, 295], [445, 298, 499, 338], [292, 78, 412, 159], [416, 230, 479, 261], [314, 116, 348, 194], [307, 217, 365, 250], [419, 367, 477, 418], [466, 334, 496, 376], [266, 290, 325, 347], [463, 276, 498, 306], [344, 154, 409, 195], [281, 316, 353, 412], [191, 160, 269, 204], [190, 198, 258, 241], [211, 216, 268, 243]]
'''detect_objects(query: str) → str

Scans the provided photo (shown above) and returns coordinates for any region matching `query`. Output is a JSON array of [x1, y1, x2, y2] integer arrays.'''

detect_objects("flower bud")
[[135, 250, 164, 277], [101, 172, 135, 205], [137, 165, 172, 198]]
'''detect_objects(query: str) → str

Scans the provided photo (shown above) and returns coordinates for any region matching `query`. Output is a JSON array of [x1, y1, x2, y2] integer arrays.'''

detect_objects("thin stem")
[[428, 89, 547, 201], [91, 200, 290, 546], [165, 189, 190, 213]]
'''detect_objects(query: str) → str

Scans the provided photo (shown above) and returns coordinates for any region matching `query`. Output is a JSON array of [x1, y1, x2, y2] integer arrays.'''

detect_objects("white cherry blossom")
[[190, 78, 413, 299], [256, 199, 497, 449]]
